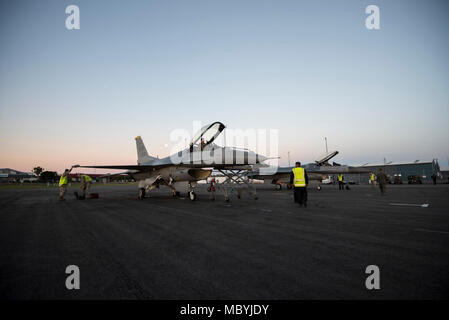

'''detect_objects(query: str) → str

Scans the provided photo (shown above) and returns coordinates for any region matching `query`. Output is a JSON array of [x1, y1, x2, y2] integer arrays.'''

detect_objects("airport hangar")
[[341, 159, 441, 184], [0, 168, 37, 183]]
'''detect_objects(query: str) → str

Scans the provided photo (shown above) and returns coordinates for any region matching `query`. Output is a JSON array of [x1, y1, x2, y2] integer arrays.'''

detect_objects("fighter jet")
[[249, 151, 369, 190], [74, 122, 268, 200]]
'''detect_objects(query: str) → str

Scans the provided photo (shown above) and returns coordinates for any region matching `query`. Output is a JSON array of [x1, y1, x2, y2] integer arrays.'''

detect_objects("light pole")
[[325, 137, 328, 154]]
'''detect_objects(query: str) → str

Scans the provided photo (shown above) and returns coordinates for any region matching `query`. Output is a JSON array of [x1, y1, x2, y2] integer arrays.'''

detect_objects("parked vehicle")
[[408, 175, 423, 184], [393, 175, 403, 184]]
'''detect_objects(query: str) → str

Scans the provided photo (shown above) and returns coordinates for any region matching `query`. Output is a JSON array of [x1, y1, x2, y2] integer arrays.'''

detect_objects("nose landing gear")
[[188, 191, 196, 201]]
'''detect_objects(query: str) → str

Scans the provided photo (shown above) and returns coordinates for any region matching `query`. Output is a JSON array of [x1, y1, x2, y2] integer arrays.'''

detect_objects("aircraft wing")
[[307, 167, 370, 174], [211, 165, 253, 170], [250, 165, 369, 179], [74, 164, 170, 171], [95, 171, 134, 179], [75, 163, 254, 171]]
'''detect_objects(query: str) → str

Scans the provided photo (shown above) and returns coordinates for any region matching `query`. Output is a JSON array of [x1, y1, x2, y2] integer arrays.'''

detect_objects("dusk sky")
[[1, 0, 448, 173]]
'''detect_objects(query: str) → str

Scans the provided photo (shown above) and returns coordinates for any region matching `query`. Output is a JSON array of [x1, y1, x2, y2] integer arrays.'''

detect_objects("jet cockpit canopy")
[[190, 122, 226, 148]]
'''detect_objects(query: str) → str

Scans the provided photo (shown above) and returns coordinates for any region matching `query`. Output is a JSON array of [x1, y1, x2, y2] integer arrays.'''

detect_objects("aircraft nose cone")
[[256, 154, 267, 163]]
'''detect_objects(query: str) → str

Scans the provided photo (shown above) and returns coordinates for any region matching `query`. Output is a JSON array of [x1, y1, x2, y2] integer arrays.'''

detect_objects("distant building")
[[0, 168, 38, 182], [440, 170, 449, 184], [343, 159, 441, 184]]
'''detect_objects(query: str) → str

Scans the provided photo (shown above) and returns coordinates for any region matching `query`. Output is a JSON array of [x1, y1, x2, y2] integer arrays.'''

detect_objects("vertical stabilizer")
[[135, 136, 156, 164]]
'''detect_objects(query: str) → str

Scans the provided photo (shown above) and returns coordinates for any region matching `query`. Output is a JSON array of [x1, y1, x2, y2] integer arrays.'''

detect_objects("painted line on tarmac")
[[250, 207, 272, 213], [390, 203, 429, 208], [414, 228, 449, 235]]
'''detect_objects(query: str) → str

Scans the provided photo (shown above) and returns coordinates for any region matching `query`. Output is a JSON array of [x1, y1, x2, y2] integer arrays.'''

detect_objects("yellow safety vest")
[[292, 167, 306, 187], [338, 174, 343, 182], [82, 175, 92, 183], [59, 175, 68, 187], [370, 174, 375, 181]]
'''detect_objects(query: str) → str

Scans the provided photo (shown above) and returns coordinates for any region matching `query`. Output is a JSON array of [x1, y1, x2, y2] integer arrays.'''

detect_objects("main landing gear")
[[138, 188, 145, 200]]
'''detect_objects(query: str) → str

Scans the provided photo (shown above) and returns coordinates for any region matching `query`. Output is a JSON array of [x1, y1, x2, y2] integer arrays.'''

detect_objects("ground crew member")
[[377, 168, 387, 195], [80, 174, 93, 198], [370, 172, 376, 188], [289, 162, 309, 207], [431, 174, 437, 185], [338, 174, 344, 190], [58, 167, 73, 201], [200, 138, 206, 151]]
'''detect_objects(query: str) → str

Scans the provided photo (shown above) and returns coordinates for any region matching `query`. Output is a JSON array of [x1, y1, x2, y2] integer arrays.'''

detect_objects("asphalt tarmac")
[[1, 183, 448, 299]]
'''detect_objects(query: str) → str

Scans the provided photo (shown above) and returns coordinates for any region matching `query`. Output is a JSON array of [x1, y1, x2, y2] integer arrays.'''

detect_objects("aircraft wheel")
[[138, 188, 145, 200], [189, 191, 196, 201]]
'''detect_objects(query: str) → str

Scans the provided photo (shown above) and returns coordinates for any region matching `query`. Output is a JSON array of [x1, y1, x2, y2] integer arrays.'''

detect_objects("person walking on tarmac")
[[80, 174, 93, 198], [59, 167, 73, 201], [289, 162, 309, 207], [370, 172, 376, 188], [377, 169, 387, 195], [338, 174, 344, 190], [431, 174, 437, 185]]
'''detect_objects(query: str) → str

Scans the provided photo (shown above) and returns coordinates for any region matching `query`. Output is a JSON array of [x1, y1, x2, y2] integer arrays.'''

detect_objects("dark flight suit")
[[377, 172, 387, 195], [290, 168, 309, 207], [431, 174, 437, 185]]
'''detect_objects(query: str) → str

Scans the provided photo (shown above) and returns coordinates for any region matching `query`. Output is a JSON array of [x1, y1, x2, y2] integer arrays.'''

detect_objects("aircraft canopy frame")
[[190, 122, 226, 147]]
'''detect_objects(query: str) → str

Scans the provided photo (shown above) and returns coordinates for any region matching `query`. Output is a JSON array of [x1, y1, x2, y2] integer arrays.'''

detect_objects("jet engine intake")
[[188, 169, 212, 181]]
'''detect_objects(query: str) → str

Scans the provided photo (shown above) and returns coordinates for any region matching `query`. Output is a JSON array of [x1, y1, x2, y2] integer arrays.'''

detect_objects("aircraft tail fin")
[[135, 136, 157, 164]]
